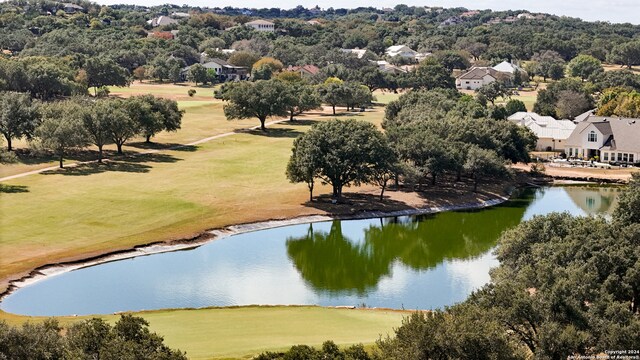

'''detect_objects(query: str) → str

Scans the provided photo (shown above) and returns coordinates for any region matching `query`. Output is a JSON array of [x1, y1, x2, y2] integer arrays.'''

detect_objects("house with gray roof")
[[147, 16, 179, 27], [564, 115, 640, 164], [455, 67, 500, 90]]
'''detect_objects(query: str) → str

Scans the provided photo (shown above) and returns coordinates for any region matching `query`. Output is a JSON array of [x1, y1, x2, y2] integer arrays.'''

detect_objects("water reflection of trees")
[[286, 195, 531, 294]]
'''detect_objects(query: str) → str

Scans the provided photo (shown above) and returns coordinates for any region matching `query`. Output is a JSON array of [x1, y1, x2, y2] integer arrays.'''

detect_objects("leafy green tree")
[[409, 61, 455, 90], [0, 91, 40, 151], [286, 119, 391, 198], [104, 99, 138, 154], [567, 54, 603, 81], [125, 95, 184, 143], [187, 63, 208, 85], [614, 173, 640, 226], [84, 57, 130, 96], [476, 81, 512, 106], [216, 79, 289, 131], [608, 41, 640, 69], [533, 78, 594, 118], [531, 50, 566, 81], [318, 77, 345, 115], [81, 99, 114, 162], [36, 101, 89, 168], [251, 57, 284, 80], [505, 99, 527, 116], [463, 146, 510, 192], [281, 82, 321, 121], [227, 51, 260, 68], [555, 90, 593, 119], [432, 50, 471, 71]]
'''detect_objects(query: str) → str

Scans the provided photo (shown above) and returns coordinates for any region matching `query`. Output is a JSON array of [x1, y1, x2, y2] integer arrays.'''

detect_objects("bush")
[[188, 89, 197, 97], [530, 162, 546, 176], [95, 86, 110, 97]]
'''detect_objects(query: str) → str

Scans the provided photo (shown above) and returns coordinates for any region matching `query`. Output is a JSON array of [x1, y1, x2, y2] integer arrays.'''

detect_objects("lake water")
[[1, 186, 620, 316]]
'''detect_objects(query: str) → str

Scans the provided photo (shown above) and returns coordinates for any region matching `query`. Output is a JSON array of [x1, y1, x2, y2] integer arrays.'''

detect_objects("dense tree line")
[[0, 314, 186, 359], [0, 91, 183, 166], [286, 90, 535, 200]]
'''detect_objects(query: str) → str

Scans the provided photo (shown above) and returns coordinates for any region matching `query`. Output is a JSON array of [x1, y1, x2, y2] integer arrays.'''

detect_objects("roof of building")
[[564, 115, 640, 153], [508, 112, 576, 140], [341, 48, 368, 59], [286, 65, 320, 75], [63, 3, 84, 10], [492, 61, 523, 74], [574, 109, 595, 122], [457, 67, 499, 80], [246, 19, 275, 26], [147, 16, 178, 27]]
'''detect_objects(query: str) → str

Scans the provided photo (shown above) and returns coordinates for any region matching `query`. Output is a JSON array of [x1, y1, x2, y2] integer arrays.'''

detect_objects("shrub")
[[188, 89, 197, 97]]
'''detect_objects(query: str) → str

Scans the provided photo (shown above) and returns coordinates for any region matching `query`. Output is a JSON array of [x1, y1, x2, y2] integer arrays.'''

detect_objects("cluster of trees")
[[0, 91, 183, 167], [257, 341, 371, 360], [215, 74, 374, 130], [0, 314, 186, 360], [596, 87, 640, 118], [286, 90, 535, 201]]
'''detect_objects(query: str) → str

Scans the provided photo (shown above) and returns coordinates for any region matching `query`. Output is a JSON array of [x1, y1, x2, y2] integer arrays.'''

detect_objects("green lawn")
[[497, 93, 537, 111], [0, 306, 405, 360]]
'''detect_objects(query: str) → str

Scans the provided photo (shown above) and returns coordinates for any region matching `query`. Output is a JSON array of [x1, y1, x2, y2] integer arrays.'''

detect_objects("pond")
[[1, 186, 620, 316]]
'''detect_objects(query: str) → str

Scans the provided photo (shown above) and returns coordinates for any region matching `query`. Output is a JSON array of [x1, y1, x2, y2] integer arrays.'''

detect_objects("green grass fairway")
[[143, 307, 403, 359], [497, 94, 537, 111], [0, 306, 405, 360]]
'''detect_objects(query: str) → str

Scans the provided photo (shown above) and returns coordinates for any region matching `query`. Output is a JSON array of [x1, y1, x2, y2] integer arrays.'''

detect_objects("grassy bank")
[[0, 306, 405, 360]]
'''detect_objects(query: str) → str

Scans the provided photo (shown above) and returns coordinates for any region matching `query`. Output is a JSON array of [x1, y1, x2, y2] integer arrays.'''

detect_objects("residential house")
[[341, 48, 370, 59], [171, 12, 191, 18], [492, 61, 524, 75], [285, 65, 320, 77], [455, 67, 500, 90], [385, 45, 418, 59], [573, 109, 595, 123], [63, 3, 84, 14], [564, 115, 640, 164], [440, 16, 464, 26], [147, 16, 179, 27], [508, 112, 576, 151], [182, 58, 248, 82], [373, 60, 407, 74], [245, 19, 275, 32], [460, 10, 480, 18], [307, 20, 321, 25]]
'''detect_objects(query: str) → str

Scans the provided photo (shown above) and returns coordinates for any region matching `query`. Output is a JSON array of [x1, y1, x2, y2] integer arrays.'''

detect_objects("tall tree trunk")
[[259, 117, 266, 131], [290, 110, 295, 121], [59, 152, 64, 169], [98, 146, 103, 163], [332, 105, 336, 115], [379, 180, 387, 201], [474, 179, 478, 192], [116, 143, 123, 154], [432, 173, 437, 185], [308, 182, 314, 202], [146, 135, 152, 143], [5, 136, 11, 151]]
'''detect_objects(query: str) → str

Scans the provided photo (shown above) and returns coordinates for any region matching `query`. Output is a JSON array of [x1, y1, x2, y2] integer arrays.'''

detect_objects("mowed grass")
[[0, 306, 405, 360], [0, 103, 385, 294], [497, 93, 537, 111]]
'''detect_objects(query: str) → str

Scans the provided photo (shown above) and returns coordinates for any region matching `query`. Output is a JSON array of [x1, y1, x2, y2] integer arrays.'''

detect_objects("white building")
[[564, 115, 640, 163], [245, 19, 275, 32], [508, 112, 576, 151], [385, 45, 418, 59], [455, 67, 499, 90], [147, 16, 179, 27], [341, 48, 370, 59], [492, 61, 524, 75]]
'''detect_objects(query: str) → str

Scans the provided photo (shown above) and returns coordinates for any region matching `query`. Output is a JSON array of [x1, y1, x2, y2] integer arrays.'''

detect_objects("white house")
[[508, 112, 576, 151], [386, 45, 418, 59], [245, 19, 275, 32], [455, 67, 499, 90], [373, 60, 407, 74], [147, 16, 178, 27], [564, 115, 640, 164], [341, 48, 370, 59], [492, 61, 524, 75]]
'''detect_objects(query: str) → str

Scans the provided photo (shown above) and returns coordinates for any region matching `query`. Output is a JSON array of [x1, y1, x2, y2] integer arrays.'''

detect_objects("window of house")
[[618, 153, 623, 161], [623, 153, 629, 162], [603, 152, 608, 161], [569, 148, 573, 156], [630, 154, 635, 163], [588, 131, 597, 142]]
